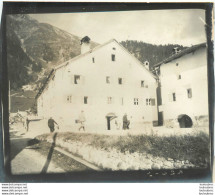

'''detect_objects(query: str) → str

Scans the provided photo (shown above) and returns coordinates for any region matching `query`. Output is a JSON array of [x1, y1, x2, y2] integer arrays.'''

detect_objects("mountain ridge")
[[7, 14, 98, 90], [7, 14, 187, 91]]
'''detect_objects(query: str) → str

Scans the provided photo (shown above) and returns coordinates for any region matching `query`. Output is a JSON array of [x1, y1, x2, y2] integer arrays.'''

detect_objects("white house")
[[36, 37, 158, 131], [153, 43, 208, 128]]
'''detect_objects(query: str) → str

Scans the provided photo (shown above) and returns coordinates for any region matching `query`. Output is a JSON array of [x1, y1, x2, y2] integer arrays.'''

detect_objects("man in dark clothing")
[[123, 113, 130, 130], [26, 117, 30, 132], [48, 117, 58, 133]]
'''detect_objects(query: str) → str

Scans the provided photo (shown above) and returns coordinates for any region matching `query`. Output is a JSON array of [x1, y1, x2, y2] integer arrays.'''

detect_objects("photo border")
[[0, 2, 214, 182]]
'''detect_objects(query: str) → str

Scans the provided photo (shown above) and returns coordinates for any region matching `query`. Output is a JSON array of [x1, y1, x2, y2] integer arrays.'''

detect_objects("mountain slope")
[[6, 14, 98, 90], [7, 20, 40, 89]]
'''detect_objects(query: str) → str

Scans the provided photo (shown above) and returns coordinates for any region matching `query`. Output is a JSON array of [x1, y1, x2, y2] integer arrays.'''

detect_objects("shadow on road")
[[10, 137, 32, 161], [41, 133, 58, 174]]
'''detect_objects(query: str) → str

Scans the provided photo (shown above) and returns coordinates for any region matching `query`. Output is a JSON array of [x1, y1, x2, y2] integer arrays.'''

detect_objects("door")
[[158, 112, 163, 126], [107, 116, 111, 130]]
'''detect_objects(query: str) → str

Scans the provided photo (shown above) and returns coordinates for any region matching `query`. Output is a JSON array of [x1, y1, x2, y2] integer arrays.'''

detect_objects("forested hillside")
[[121, 40, 186, 70]]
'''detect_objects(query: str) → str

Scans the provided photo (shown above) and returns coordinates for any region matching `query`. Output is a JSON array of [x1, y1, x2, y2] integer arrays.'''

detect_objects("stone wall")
[[164, 115, 209, 129], [193, 115, 209, 127]]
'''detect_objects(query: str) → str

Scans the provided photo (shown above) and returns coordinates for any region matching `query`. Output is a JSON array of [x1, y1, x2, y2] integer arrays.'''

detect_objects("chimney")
[[134, 48, 141, 59], [80, 36, 91, 54], [144, 61, 149, 70], [173, 47, 181, 55]]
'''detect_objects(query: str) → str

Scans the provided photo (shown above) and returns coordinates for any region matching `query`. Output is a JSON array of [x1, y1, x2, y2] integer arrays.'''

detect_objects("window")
[[92, 57, 95, 63], [118, 78, 122, 85], [172, 93, 176, 101], [112, 54, 115, 61], [151, 98, 155, 106], [74, 75, 81, 84], [67, 96, 72, 103], [176, 63, 179, 66], [187, 88, 192, 98], [113, 47, 116, 50], [84, 96, 88, 104], [134, 98, 139, 105], [121, 98, 124, 105], [107, 97, 113, 104], [178, 75, 181, 80], [146, 98, 151, 106], [141, 80, 144, 87], [106, 76, 110, 84]]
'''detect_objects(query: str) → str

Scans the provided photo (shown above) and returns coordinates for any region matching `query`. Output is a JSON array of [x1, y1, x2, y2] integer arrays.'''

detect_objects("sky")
[[30, 9, 206, 46]]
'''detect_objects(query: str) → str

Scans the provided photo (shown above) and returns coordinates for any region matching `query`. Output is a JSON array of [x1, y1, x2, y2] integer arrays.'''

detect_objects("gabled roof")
[[35, 39, 157, 99], [153, 42, 207, 68]]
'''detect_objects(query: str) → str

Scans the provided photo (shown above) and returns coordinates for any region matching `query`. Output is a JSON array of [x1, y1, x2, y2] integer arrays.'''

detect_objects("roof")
[[35, 69, 54, 99], [35, 39, 157, 99], [153, 42, 207, 68]]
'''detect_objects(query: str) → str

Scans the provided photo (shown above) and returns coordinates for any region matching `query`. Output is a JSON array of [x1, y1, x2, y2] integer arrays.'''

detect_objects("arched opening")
[[178, 114, 193, 128], [106, 113, 117, 130]]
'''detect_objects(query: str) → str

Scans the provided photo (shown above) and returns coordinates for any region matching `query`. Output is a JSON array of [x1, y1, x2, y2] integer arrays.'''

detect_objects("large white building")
[[36, 38, 158, 131], [153, 43, 208, 128]]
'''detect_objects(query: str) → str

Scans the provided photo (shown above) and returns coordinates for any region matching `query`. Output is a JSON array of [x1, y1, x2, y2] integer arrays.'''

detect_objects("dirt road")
[[9, 125, 92, 175], [10, 130, 64, 174]]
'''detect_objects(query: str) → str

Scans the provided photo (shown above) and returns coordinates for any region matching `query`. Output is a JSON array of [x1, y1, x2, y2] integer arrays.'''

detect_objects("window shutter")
[[121, 97, 124, 105], [151, 98, 155, 106], [168, 94, 172, 102], [89, 96, 93, 105], [71, 74, 74, 84], [145, 82, 148, 88], [72, 95, 77, 104], [110, 76, 113, 84], [111, 97, 114, 104], [81, 76, 85, 85]]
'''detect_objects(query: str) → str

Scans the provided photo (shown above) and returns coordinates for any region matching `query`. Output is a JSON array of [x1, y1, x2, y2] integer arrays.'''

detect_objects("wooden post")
[[9, 80, 11, 113]]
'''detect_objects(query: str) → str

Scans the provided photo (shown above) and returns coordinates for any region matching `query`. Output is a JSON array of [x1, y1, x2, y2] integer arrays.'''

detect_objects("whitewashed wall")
[[159, 47, 208, 122], [37, 40, 158, 131]]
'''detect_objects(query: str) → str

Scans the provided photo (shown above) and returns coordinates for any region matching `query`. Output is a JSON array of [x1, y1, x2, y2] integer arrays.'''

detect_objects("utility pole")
[[9, 80, 11, 113]]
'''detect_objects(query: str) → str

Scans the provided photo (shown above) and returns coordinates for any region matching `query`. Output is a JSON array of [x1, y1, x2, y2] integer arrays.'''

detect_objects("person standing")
[[26, 117, 30, 132], [123, 113, 130, 130], [78, 110, 86, 131], [48, 117, 58, 133]]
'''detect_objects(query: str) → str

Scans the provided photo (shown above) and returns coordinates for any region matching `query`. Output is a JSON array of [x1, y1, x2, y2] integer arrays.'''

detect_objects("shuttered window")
[[187, 88, 192, 98], [84, 96, 88, 104], [134, 98, 139, 105], [107, 97, 113, 104], [67, 96, 72, 103], [151, 98, 155, 106], [112, 54, 115, 61]]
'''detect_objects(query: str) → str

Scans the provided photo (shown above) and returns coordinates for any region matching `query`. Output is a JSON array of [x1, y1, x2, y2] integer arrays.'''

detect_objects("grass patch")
[[11, 90, 37, 112], [36, 131, 210, 166]]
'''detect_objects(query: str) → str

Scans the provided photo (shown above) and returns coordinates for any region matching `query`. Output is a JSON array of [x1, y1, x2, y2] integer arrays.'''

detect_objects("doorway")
[[107, 116, 111, 130], [106, 113, 117, 130], [178, 114, 193, 128], [158, 111, 163, 126]]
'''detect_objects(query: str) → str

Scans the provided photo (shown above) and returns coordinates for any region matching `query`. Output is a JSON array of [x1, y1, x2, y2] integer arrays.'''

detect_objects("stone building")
[[153, 43, 208, 128], [36, 38, 158, 131]]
